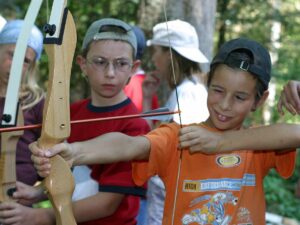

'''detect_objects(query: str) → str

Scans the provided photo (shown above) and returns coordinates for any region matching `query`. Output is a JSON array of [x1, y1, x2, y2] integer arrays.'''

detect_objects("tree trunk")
[[137, 0, 164, 31], [263, 0, 281, 124], [183, 0, 217, 72]]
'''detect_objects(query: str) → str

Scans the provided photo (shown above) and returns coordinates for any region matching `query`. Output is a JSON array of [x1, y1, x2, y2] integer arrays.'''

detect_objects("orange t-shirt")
[[132, 123, 296, 225]]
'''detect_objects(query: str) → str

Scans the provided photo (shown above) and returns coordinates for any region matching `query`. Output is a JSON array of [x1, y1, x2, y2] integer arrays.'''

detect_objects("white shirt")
[[164, 75, 209, 124]]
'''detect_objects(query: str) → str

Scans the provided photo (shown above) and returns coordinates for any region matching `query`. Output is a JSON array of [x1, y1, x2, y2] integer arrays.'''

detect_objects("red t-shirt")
[[68, 98, 150, 225], [124, 73, 159, 113]]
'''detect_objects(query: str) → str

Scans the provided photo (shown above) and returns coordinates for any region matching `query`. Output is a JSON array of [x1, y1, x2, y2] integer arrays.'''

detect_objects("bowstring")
[[162, 2, 183, 225]]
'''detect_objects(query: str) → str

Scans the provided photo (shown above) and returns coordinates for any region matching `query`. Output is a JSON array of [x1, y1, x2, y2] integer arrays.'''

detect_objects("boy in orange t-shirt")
[[30, 38, 297, 225]]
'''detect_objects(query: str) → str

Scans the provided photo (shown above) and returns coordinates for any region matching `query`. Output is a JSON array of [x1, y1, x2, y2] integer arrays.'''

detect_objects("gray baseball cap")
[[82, 18, 137, 57]]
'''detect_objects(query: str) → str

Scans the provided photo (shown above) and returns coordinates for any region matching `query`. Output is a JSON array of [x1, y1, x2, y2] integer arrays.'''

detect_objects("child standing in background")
[[0, 19, 44, 186]]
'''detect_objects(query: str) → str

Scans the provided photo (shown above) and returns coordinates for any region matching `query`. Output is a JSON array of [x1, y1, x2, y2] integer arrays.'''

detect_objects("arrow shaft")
[[0, 110, 179, 133]]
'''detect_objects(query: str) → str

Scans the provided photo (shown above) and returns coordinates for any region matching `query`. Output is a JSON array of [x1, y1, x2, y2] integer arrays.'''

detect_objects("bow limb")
[[2, 0, 43, 126], [0, 0, 42, 202], [0, 105, 23, 202], [38, 1, 77, 224]]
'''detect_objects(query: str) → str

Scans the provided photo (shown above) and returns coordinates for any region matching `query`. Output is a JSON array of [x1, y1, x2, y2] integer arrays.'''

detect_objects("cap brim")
[[173, 46, 209, 63], [147, 40, 209, 63]]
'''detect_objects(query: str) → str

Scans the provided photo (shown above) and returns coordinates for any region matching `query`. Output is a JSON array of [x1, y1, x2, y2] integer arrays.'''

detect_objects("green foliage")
[[264, 150, 300, 220]]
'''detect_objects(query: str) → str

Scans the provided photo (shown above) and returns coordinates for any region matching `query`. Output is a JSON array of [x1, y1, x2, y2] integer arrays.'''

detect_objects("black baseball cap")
[[211, 37, 271, 90]]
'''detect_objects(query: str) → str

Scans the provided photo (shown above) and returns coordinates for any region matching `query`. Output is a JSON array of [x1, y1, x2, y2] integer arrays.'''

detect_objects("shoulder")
[[147, 122, 180, 137], [177, 77, 207, 92], [22, 97, 45, 123], [70, 99, 89, 110], [114, 99, 150, 133]]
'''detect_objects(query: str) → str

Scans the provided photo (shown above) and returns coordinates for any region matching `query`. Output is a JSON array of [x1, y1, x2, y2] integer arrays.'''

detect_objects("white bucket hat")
[[147, 19, 208, 63]]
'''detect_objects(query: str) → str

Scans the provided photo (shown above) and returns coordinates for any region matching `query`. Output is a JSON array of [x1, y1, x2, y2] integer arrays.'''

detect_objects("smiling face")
[[77, 40, 139, 106], [0, 44, 36, 96], [205, 64, 268, 131]]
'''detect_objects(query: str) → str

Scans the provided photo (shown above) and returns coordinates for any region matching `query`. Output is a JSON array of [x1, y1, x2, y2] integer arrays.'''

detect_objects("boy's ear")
[[76, 55, 88, 75], [252, 90, 269, 111], [125, 60, 140, 85]]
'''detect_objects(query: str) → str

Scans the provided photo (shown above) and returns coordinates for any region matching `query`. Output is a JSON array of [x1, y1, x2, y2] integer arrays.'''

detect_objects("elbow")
[[104, 203, 119, 217]]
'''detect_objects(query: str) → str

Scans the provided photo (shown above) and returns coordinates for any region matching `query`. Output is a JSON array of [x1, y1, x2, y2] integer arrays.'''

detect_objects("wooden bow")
[[0, 0, 43, 202], [0, 106, 23, 202], [38, 0, 77, 224]]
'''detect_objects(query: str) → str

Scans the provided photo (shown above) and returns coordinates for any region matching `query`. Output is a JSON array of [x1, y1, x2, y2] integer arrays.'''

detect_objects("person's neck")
[[203, 118, 242, 131], [90, 92, 127, 107]]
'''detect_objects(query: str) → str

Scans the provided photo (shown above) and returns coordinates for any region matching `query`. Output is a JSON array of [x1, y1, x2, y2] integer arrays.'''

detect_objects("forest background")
[[1, 0, 299, 221]]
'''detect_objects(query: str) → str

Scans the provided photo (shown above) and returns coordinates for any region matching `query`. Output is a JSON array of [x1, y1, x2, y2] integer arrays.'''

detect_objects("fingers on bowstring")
[[278, 91, 297, 115]]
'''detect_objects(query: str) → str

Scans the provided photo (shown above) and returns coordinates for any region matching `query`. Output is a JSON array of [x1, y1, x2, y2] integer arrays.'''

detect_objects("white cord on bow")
[[162, 2, 183, 224]]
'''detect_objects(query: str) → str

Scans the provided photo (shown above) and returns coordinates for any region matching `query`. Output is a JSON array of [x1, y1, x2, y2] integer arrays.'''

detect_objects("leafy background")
[[1, 0, 299, 220]]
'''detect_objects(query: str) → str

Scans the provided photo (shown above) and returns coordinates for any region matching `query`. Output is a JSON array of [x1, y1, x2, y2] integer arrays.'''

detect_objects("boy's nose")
[[219, 96, 232, 111], [105, 63, 116, 77]]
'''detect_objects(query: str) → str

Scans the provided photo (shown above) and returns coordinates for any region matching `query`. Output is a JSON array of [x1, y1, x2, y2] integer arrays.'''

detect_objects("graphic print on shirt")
[[215, 154, 241, 168], [181, 192, 238, 225], [181, 173, 255, 225]]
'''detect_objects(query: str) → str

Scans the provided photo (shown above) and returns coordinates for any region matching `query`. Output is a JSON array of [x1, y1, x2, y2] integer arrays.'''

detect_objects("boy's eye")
[[93, 59, 106, 65], [116, 60, 130, 68], [87, 57, 132, 73], [213, 88, 223, 93], [235, 95, 246, 101]]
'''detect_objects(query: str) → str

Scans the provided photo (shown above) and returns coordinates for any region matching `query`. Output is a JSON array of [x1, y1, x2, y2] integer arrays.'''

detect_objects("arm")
[[0, 204, 54, 225], [73, 192, 124, 223], [30, 132, 150, 177], [12, 181, 46, 206], [142, 72, 160, 112], [142, 72, 161, 128], [72, 133, 150, 165], [0, 192, 124, 224], [179, 123, 300, 154], [278, 80, 300, 115]]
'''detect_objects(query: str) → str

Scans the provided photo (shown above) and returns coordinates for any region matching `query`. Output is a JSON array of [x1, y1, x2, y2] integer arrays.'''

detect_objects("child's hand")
[[278, 80, 300, 115], [0, 202, 51, 225], [29, 141, 75, 177], [12, 182, 44, 206], [142, 71, 160, 99], [0, 202, 33, 225], [179, 126, 222, 154]]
